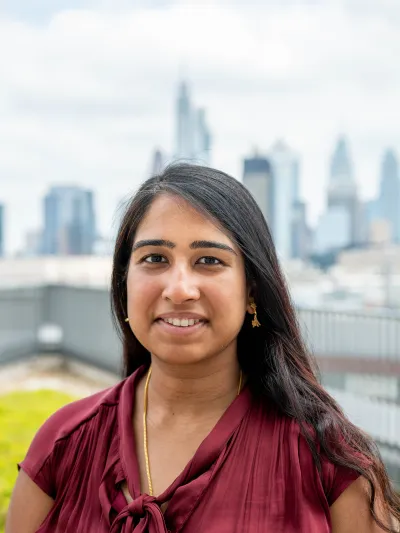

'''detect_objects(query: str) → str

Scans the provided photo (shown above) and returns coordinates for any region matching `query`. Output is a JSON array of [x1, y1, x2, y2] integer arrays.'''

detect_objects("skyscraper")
[[150, 148, 166, 176], [42, 186, 96, 255], [327, 137, 360, 246], [175, 81, 211, 165], [243, 154, 274, 232], [176, 81, 192, 160], [269, 141, 300, 260], [314, 206, 351, 254], [0, 204, 4, 257], [330, 136, 353, 181], [291, 201, 311, 261], [192, 108, 211, 164], [377, 149, 400, 243]]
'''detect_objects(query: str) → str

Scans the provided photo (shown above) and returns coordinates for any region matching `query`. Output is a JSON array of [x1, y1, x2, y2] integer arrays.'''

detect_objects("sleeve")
[[17, 407, 68, 499], [297, 422, 361, 507], [17, 397, 88, 499], [321, 458, 360, 506]]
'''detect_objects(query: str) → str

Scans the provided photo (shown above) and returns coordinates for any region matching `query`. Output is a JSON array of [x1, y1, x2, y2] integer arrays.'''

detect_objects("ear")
[[246, 285, 255, 314]]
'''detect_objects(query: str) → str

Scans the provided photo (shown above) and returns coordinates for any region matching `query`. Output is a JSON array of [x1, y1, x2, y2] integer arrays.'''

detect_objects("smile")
[[160, 317, 204, 327], [155, 318, 207, 335]]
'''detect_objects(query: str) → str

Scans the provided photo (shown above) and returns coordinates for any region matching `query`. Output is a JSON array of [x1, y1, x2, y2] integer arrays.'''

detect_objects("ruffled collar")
[[99, 366, 252, 533]]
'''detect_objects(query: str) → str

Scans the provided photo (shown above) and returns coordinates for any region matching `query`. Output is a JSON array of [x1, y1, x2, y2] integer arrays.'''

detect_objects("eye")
[[197, 256, 223, 266], [138, 254, 224, 266], [141, 254, 167, 264]]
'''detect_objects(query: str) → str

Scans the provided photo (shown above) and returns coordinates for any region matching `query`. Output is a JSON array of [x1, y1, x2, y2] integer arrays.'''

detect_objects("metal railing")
[[299, 308, 400, 361], [2, 286, 400, 367], [1, 285, 400, 482]]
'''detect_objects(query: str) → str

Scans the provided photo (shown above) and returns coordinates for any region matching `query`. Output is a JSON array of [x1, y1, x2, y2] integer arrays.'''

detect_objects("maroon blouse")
[[19, 366, 359, 532]]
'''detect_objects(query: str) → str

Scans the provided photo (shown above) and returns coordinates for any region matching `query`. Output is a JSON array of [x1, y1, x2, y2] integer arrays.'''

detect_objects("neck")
[[146, 358, 242, 419]]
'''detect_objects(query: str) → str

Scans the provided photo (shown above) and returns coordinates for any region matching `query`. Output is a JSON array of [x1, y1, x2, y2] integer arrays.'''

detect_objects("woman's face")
[[126, 194, 253, 367]]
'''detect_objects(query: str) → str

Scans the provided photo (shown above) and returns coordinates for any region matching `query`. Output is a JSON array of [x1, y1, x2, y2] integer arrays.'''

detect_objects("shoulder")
[[263, 410, 360, 507], [330, 475, 394, 532], [18, 379, 126, 498], [291, 417, 360, 507], [33, 382, 122, 441], [26, 381, 123, 449]]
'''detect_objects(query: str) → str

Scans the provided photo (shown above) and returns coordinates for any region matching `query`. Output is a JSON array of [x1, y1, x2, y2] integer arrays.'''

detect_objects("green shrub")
[[0, 389, 76, 532]]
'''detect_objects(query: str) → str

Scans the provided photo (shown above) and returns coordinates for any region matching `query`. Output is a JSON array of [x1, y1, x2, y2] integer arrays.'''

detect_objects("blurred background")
[[1, 0, 400, 526]]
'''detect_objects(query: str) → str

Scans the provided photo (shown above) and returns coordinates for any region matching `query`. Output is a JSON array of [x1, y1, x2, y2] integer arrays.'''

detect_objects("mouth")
[[156, 317, 207, 327], [155, 317, 208, 334]]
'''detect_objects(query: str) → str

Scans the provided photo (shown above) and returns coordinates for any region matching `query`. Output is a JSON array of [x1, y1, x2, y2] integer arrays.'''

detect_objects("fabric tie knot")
[[110, 493, 168, 533], [128, 494, 154, 518]]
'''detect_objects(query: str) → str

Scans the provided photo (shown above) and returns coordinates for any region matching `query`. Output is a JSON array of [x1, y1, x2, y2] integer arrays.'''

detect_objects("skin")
[[125, 194, 253, 498], [5, 194, 391, 532], [6, 470, 54, 533], [126, 194, 253, 372], [330, 477, 393, 532]]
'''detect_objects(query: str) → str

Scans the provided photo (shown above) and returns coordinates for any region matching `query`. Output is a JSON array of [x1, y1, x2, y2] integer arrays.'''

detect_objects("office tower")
[[192, 108, 211, 165], [175, 81, 212, 165], [243, 154, 274, 232], [23, 229, 42, 257], [150, 148, 166, 176], [42, 186, 96, 255], [330, 136, 353, 181], [327, 137, 360, 246], [291, 201, 311, 260], [176, 81, 192, 160], [0, 204, 4, 257], [365, 198, 380, 231], [269, 141, 300, 260], [314, 207, 351, 254], [377, 149, 400, 243]]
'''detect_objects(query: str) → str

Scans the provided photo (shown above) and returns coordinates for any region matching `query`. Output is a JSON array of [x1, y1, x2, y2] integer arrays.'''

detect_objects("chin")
[[151, 346, 212, 367]]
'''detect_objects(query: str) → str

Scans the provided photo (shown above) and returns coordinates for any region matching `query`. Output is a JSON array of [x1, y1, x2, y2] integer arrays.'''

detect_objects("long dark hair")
[[111, 163, 399, 531]]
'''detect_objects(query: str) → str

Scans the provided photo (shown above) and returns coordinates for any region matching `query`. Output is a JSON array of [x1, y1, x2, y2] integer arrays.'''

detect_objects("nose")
[[161, 266, 200, 304]]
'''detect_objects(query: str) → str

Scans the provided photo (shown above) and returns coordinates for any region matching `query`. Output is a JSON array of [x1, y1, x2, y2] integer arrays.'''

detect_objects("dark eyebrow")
[[131, 239, 237, 255], [190, 240, 237, 255], [132, 239, 174, 252]]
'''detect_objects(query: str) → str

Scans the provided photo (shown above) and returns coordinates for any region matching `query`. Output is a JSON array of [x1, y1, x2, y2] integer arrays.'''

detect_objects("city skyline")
[[16, 132, 399, 261], [244, 136, 400, 261], [0, 2, 400, 254], [2, 126, 400, 258], [42, 185, 96, 256]]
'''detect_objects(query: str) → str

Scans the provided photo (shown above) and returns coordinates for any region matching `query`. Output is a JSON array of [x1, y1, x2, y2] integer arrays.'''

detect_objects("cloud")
[[0, 1, 399, 254], [0, 0, 86, 24]]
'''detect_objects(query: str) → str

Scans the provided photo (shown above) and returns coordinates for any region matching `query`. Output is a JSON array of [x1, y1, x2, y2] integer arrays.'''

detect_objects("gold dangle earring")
[[249, 298, 261, 328], [124, 318, 129, 322]]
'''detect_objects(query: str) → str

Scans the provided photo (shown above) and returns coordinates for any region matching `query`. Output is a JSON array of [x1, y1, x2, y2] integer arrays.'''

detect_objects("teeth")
[[163, 318, 201, 327]]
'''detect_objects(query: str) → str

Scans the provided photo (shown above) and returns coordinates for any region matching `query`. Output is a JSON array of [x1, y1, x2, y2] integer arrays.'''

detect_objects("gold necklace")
[[143, 366, 243, 497]]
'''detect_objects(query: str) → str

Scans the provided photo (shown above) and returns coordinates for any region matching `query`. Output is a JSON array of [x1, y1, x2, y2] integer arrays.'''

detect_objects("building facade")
[[291, 200, 311, 260], [175, 81, 211, 165], [150, 148, 166, 176], [176, 81, 193, 160], [42, 186, 96, 256], [243, 155, 274, 233], [269, 141, 300, 260], [377, 149, 400, 243], [314, 206, 351, 254], [0, 204, 4, 257], [327, 137, 361, 246]]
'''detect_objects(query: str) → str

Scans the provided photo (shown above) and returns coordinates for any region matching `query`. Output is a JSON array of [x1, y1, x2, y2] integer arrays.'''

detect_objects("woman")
[[6, 163, 399, 533]]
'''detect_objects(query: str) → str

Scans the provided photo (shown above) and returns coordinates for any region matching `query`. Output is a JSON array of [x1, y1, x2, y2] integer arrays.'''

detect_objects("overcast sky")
[[1, 0, 400, 254]]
